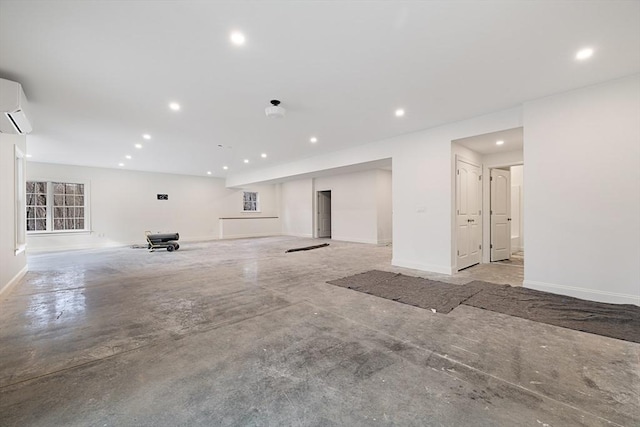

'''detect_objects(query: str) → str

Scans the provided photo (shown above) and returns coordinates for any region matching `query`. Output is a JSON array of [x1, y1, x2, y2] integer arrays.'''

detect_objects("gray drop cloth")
[[463, 283, 640, 343], [328, 271, 640, 343], [327, 270, 489, 314]]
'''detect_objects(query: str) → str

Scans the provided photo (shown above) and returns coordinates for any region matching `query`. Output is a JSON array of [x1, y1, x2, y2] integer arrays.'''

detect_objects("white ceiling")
[[454, 127, 523, 155], [1, 1, 638, 178]]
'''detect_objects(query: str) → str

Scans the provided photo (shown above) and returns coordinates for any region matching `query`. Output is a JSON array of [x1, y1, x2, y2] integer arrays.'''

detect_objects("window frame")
[[242, 191, 260, 213], [26, 179, 91, 235], [14, 146, 26, 254]]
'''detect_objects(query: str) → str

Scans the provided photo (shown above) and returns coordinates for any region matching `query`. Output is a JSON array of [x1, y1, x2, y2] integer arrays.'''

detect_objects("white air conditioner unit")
[[0, 78, 32, 135]]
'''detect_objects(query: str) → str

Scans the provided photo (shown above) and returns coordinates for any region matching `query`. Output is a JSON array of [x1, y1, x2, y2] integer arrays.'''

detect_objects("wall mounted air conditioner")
[[0, 78, 32, 135]]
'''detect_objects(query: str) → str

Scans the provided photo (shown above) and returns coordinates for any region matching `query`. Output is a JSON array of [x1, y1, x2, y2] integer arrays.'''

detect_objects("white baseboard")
[[523, 280, 640, 306], [281, 232, 314, 238], [392, 258, 453, 275], [331, 236, 379, 245], [0, 265, 28, 299], [377, 238, 392, 245], [219, 232, 282, 240]]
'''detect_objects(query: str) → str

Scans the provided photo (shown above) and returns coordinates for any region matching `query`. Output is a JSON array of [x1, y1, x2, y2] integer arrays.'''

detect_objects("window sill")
[[241, 211, 262, 213], [27, 230, 92, 236]]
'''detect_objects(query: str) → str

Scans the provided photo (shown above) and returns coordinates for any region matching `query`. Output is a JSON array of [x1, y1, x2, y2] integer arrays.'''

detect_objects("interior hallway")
[[0, 237, 637, 426]]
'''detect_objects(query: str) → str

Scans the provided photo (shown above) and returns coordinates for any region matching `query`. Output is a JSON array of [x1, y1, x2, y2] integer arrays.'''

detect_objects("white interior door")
[[491, 169, 511, 261], [456, 160, 482, 270], [317, 191, 331, 238]]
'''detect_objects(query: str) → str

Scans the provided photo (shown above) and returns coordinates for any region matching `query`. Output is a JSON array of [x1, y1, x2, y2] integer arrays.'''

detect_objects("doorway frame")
[[315, 189, 332, 239], [482, 160, 523, 264], [454, 154, 483, 271]]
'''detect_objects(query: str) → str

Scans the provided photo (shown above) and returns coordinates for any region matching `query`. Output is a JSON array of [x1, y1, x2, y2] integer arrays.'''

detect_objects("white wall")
[[0, 133, 28, 295], [376, 169, 392, 244], [524, 74, 640, 305], [26, 162, 280, 251], [279, 169, 392, 244], [392, 110, 524, 274], [510, 165, 524, 252], [280, 179, 314, 237], [315, 170, 379, 244], [230, 108, 522, 275]]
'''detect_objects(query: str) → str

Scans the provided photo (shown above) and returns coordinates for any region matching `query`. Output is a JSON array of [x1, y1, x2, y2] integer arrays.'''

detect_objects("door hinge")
[[457, 209, 459, 215], [479, 210, 481, 215], [490, 210, 493, 215], [490, 244, 493, 248], [490, 176, 493, 181], [479, 245, 482, 250], [457, 250, 459, 256], [479, 175, 482, 181], [457, 170, 460, 175]]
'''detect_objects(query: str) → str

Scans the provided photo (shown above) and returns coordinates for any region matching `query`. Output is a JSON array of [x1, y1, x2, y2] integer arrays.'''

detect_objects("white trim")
[[377, 238, 393, 245], [282, 232, 314, 238], [455, 154, 482, 169], [14, 146, 26, 254], [392, 258, 453, 275], [0, 265, 27, 299], [242, 191, 260, 212], [331, 236, 377, 245], [28, 230, 92, 236], [25, 178, 92, 233], [454, 154, 483, 271], [523, 280, 640, 306], [219, 232, 282, 240], [25, 235, 220, 253], [482, 160, 523, 264]]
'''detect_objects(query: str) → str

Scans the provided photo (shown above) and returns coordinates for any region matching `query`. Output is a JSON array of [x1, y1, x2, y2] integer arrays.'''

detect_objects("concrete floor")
[[0, 237, 637, 426]]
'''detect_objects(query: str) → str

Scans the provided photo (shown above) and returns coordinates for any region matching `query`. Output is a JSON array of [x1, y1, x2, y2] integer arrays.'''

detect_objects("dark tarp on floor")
[[327, 270, 488, 314], [327, 270, 640, 343]]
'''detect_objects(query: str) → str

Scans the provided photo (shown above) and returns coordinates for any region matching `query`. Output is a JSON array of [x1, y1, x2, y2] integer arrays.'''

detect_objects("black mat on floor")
[[463, 284, 640, 343], [326, 270, 490, 314], [285, 243, 330, 253], [327, 271, 640, 343]]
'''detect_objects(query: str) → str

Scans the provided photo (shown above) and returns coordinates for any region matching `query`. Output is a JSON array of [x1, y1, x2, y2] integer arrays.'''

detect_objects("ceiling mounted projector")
[[265, 99, 285, 118]]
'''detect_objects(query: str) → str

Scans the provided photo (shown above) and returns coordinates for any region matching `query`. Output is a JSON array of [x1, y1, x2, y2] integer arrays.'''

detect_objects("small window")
[[242, 191, 259, 212], [26, 181, 48, 231], [26, 180, 89, 232]]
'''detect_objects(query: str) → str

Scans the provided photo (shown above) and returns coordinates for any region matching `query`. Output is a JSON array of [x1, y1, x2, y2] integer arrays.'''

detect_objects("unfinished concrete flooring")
[[1, 237, 638, 426]]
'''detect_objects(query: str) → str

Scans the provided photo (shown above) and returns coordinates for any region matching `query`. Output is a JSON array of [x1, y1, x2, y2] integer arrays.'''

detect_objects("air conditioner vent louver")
[[0, 79, 32, 135]]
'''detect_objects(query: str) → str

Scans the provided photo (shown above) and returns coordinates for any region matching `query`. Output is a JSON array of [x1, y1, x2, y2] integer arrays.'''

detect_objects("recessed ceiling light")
[[169, 102, 181, 111], [230, 31, 246, 46], [118, 162, 125, 167], [142, 134, 151, 140], [310, 137, 318, 143], [244, 159, 249, 163], [207, 171, 212, 175], [575, 47, 594, 61], [261, 153, 267, 158], [395, 108, 405, 117], [26, 154, 32, 158], [125, 155, 132, 159], [496, 140, 505, 145], [223, 166, 228, 170], [135, 143, 143, 149]]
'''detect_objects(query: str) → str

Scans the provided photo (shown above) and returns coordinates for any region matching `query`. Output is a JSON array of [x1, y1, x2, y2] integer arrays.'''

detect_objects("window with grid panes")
[[242, 191, 259, 212], [26, 181, 88, 232], [26, 181, 48, 231], [53, 183, 85, 230]]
